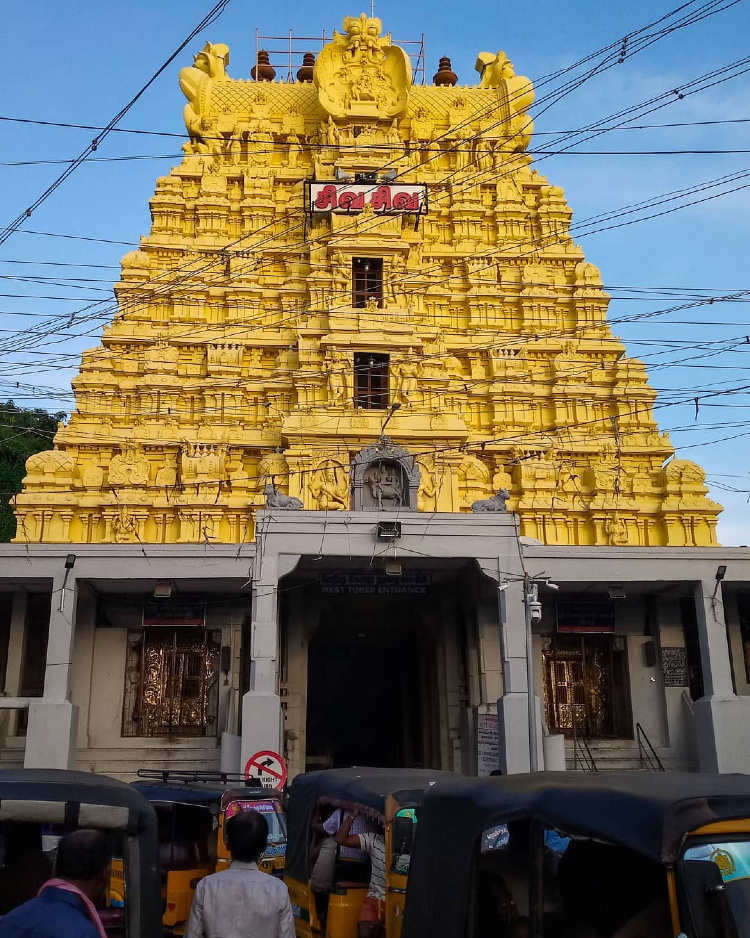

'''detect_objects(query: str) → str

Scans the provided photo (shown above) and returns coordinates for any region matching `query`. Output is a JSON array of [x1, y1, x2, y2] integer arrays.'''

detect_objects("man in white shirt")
[[335, 810, 386, 938], [186, 808, 295, 938]]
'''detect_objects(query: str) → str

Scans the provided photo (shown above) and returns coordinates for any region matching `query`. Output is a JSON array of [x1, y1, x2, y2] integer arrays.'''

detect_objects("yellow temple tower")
[[13, 14, 722, 547]]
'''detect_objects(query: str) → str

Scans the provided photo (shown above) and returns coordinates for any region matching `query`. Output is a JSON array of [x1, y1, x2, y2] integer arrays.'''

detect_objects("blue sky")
[[2, 0, 750, 544]]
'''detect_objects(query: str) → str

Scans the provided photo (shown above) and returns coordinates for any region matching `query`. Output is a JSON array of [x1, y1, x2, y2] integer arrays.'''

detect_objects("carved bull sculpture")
[[470, 489, 510, 513]]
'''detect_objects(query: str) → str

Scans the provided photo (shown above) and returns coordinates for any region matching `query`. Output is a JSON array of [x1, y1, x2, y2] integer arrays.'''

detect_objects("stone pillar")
[[240, 552, 283, 773], [2, 591, 27, 740], [24, 573, 79, 770], [496, 580, 539, 773], [692, 579, 750, 773]]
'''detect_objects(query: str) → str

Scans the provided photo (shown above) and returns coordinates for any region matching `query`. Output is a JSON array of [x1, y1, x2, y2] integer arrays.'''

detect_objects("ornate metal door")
[[544, 650, 587, 735], [124, 629, 220, 737]]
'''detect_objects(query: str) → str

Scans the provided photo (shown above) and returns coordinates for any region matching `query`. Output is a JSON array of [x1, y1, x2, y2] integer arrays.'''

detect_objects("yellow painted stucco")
[[13, 15, 721, 546]]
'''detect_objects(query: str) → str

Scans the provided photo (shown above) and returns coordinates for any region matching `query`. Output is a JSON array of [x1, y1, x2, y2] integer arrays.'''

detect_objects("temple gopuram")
[[12, 13, 721, 548], [5, 16, 748, 790]]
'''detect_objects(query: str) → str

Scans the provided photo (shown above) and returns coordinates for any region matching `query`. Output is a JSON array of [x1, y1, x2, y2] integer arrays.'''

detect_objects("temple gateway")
[[1, 15, 749, 780]]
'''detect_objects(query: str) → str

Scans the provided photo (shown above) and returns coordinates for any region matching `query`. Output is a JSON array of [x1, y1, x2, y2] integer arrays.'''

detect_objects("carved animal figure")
[[471, 489, 510, 513], [264, 484, 303, 510]]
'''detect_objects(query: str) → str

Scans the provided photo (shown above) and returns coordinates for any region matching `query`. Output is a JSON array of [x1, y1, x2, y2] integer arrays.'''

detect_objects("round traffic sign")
[[244, 750, 288, 789]]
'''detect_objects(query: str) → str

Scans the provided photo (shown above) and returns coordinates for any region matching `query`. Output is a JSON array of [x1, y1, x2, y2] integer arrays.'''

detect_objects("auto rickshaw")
[[0, 768, 161, 938], [283, 767, 458, 938], [402, 771, 750, 938], [111, 769, 286, 934]]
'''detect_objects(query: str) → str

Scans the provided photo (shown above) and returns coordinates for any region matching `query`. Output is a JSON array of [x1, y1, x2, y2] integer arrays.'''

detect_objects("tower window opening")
[[354, 352, 389, 410], [353, 257, 383, 308]]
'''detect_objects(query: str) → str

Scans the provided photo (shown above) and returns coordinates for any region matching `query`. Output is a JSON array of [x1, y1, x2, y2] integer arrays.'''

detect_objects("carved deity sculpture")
[[394, 351, 419, 405], [113, 506, 139, 543], [605, 515, 629, 546], [364, 462, 403, 510], [327, 352, 348, 407], [313, 14, 412, 118], [310, 461, 350, 510]]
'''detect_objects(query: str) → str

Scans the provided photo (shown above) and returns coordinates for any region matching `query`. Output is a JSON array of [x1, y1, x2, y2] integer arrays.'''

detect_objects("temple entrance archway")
[[304, 602, 438, 769]]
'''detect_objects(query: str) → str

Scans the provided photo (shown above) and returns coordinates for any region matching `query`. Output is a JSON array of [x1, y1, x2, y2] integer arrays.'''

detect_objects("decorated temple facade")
[[12, 14, 721, 548], [2, 17, 749, 785]]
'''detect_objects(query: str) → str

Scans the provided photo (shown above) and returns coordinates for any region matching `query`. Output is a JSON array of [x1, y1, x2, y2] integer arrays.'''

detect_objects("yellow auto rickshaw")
[[402, 771, 750, 938], [110, 770, 287, 935], [283, 767, 457, 938]]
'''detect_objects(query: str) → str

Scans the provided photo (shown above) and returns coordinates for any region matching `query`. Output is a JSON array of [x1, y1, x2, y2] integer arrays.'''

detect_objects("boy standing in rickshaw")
[[335, 810, 386, 938]]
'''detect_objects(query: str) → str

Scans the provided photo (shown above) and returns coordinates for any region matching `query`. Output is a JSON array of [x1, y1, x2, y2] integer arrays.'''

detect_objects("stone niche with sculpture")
[[351, 441, 421, 511]]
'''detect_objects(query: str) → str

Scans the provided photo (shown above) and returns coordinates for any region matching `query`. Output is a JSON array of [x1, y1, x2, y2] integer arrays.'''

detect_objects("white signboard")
[[477, 712, 500, 776], [309, 182, 426, 214]]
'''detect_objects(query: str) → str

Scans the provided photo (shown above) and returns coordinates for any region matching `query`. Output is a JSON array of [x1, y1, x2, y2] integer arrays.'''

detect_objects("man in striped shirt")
[[335, 810, 386, 938]]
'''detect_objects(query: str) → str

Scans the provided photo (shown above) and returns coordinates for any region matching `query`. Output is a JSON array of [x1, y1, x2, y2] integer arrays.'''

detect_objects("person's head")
[[226, 808, 268, 864], [55, 829, 111, 904]]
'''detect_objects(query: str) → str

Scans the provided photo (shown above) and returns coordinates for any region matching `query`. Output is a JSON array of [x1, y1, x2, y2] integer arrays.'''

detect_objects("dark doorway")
[[305, 600, 437, 770], [543, 634, 632, 738]]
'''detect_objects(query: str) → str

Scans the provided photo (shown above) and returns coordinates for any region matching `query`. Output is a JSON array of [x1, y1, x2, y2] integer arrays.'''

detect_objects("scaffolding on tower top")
[[253, 28, 426, 85]]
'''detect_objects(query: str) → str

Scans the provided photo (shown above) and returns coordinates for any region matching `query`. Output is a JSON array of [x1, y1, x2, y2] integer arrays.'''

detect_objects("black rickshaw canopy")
[[0, 768, 162, 938], [402, 771, 750, 938], [284, 766, 457, 884]]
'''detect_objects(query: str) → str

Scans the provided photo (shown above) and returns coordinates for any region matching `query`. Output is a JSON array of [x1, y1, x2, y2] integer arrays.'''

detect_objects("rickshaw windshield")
[[225, 800, 286, 844], [683, 838, 750, 932]]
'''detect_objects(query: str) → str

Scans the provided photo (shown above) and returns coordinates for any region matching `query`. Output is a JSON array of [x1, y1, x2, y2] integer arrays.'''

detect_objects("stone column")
[[692, 579, 750, 773], [240, 551, 283, 773], [496, 579, 540, 773], [24, 572, 79, 770], [2, 591, 27, 741]]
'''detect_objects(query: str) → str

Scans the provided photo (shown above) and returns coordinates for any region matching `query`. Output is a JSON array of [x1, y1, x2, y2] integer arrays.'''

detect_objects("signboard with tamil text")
[[556, 600, 616, 634], [320, 572, 431, 596], [142, 597, 206, 627], [661, 646, 689, 687], [477, 712, 501, 776], [308, 182, 426, 215]]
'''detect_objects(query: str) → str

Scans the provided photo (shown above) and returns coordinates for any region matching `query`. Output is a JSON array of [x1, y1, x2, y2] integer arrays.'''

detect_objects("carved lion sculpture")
[[179, 42, 230, 152], [264, 484, 303, 510], [471, 489, 510, 513]]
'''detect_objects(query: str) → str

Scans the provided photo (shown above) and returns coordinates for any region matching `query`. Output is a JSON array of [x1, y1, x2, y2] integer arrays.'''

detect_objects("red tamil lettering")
[[392, 191, 420, 211], [370, 186, 392, 211], [314, 185, 338, 210], [338, 190, 365, 211]]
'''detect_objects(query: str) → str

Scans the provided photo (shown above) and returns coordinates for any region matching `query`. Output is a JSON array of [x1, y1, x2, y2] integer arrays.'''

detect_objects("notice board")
[[661, 646, 689, 687], [477, 712, 500, 776]]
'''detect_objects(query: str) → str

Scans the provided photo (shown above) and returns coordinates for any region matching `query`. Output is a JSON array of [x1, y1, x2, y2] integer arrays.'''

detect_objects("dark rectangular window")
[[352, 257, 383, 309], [354, 352, 389, 410], [17, 592, 51, 735], [680, 596, 704, 700]]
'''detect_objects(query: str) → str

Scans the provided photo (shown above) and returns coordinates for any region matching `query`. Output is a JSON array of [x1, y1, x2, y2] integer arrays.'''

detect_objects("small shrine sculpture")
[[264, 484, 303, 510], [351, 441, 421, 511]]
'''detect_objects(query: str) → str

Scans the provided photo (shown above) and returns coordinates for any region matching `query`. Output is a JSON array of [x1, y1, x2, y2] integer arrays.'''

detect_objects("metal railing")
[[636, 723, 665, 772], [571, 712, 598, 772]]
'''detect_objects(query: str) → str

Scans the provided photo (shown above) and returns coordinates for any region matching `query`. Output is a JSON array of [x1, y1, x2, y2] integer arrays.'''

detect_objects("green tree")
[[0, 401, 65, 542]]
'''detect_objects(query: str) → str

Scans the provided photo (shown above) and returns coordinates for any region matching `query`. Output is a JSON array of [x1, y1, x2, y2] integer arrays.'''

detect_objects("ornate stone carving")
[[180, 444, 227, 484], [257, 452, 290, 491], [179, 42, 231, 152], [108, 445, 150, 487], [471, 489, 509, 513], [264, 484, 302, 510], [313, 14, 412, 118], [310, 459, 350, 510], [351, 442, 421, 511], [113, 505, 139, 543]]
